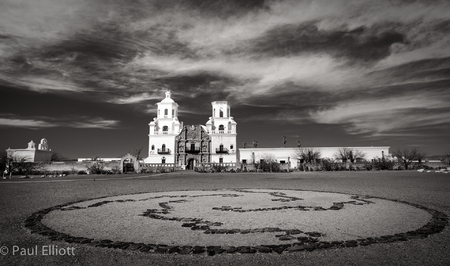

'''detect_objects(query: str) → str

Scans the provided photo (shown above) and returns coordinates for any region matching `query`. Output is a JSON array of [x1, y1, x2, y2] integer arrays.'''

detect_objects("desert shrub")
[[321, 160, 334, 171], [422, 165, 434, 170], [111, 166, 121, 174], [355, 164, 366, 171], [87, 161, 104, 174], [373, 159, 395, 170], [211, 164, 226, 173], [363, 161, 373, 171], [258, 160, 281, 172]]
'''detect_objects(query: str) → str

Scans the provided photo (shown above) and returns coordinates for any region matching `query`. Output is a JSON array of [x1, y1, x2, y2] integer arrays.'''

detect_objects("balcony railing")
[[216, 148, 229, 154], [210, 130, 233, 134], [154, 131, 173, 135], [157, 148, 171, 154], [185, 147, 201, 153]]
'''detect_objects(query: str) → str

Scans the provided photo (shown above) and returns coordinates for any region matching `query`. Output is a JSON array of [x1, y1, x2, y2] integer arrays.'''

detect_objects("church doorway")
[[187, 158, 196, 170]]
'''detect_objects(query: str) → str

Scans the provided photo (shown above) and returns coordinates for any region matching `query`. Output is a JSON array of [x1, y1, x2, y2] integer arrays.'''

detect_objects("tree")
[[392, 147, 421, 170], [416, 150, 427, 164], [132, 147, 144, 161], [334, 148, 365, 163], [51, 152, 67, 161], [259, 153, 278, 172], [2, 153, 35, 177], [294, 148, 322, 163], [441, 152, 450, 166]]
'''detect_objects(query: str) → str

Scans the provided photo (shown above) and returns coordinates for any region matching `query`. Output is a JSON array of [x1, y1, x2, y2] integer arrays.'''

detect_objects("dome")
[[161, 91, 175, 103]]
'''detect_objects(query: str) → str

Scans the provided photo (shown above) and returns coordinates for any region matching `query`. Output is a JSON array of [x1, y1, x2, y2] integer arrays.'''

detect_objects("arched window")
[[162, 157, 166, 164], [172, 109, 174, 116], [151, 145, 155, 150], [162, 144, 166, 152], [164, 109, 168, 116], [219, 144, 224, 152], [230, 144, 234, 150], [220, 109, 223, 117], [218, 125, 224, 133], [214, 108, 216, 117], [163, 126, 168, 133]]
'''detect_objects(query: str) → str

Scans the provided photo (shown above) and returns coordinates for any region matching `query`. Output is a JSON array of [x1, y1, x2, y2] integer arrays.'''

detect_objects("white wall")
[[145, 134, 177, 163], [238, 146, 390, 168], [6, 149, 52, 162]]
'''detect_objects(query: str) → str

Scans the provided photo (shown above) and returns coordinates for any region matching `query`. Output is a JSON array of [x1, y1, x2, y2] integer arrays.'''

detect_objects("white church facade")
[[144, 92, 237, 169], [144, 92, 389, 170]]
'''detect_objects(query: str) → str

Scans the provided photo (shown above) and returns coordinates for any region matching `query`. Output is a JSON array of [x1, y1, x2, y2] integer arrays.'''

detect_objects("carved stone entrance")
[[176, 125, 211, 168], [187, 158, 196, 170]]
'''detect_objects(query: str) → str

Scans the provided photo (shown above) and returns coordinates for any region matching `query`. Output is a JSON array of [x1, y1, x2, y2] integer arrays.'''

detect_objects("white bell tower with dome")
[[206, 101, 237, 164], [145, 91, 182, 163]]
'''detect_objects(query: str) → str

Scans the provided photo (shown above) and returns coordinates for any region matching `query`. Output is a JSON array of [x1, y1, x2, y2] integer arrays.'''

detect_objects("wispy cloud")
[[0, 116, 119, 129], [310, 94, 450, 136], [108, 92, 162, 104], [72, 118, 119, 129], [0, 118, 56, 129], [0, 75, 88, 92]]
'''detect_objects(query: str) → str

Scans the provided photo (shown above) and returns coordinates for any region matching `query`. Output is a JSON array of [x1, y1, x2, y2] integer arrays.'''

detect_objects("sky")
[[1, 0, 449, 159]]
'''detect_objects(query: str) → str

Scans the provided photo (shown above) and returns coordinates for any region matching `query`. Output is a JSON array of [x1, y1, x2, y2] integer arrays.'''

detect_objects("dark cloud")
[[1, 0, 450, 157], [182, 0, 269, 17], [245, 22, 405, 63], [152, 72, 242, 114]]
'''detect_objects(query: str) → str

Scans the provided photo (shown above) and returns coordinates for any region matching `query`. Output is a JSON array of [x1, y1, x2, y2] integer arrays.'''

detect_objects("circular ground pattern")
[[25, 189, 448, 255]]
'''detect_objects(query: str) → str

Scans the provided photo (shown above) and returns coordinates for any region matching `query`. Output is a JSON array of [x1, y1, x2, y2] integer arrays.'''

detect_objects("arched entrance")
[[187, 158, 196, 170], [120, 153, 139, 173]]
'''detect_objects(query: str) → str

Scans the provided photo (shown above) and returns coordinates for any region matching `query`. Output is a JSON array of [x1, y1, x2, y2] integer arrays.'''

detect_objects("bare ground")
[[0, 170, 449, 265]]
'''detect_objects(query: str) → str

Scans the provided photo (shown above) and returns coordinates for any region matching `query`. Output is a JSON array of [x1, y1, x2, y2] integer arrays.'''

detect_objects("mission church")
[[145, 91, 237, 169], [144, 92, 389, 170], [5, 92, 389, 171]]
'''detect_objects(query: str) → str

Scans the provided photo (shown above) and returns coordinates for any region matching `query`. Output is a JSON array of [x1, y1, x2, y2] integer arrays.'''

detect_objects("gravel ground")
[[0, 170, 449, 265]]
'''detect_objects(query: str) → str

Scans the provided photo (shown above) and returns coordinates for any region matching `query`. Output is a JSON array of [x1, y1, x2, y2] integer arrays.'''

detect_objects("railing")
[[216, 148, 229, 154], [185, 147, 201, 153], [153, 131, 174, 135], [140, 163, 176, 168], [157, 148, 171, 154], [202, 163, 237, 167], [210, 130, 233, 134]]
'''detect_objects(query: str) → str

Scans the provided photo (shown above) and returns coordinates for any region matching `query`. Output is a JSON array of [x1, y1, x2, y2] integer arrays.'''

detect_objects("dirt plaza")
[[0, 171, 449, 265]]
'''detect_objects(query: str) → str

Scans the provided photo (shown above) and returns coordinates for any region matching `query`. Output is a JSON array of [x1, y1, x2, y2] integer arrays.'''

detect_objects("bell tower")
[[145, 91, 183, 163], [206, 101, 237, 164]]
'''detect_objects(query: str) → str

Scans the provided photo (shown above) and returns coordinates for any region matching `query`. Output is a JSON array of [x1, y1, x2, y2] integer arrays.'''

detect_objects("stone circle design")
[[25, 189, 448, 255]]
